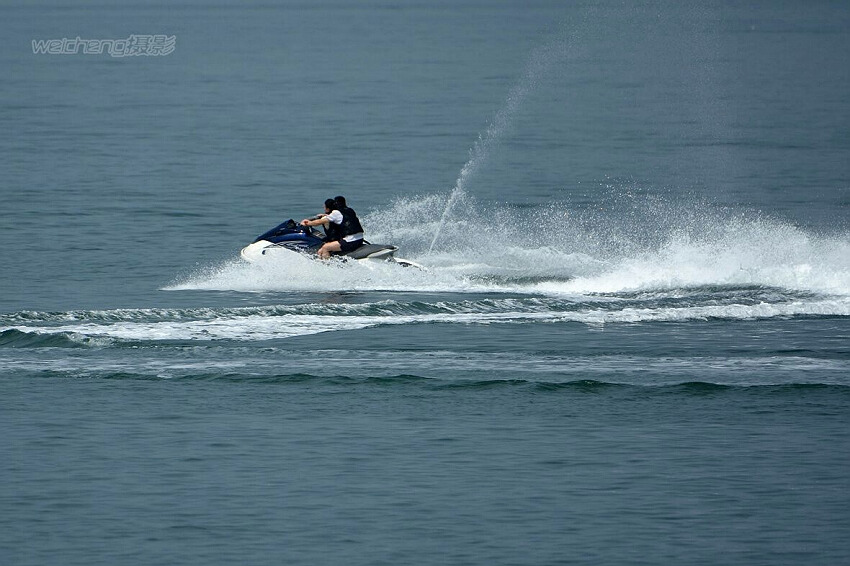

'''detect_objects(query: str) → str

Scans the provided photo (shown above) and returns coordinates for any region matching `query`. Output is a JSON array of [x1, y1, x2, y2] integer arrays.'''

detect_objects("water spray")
[[427, 35, 571, 255]]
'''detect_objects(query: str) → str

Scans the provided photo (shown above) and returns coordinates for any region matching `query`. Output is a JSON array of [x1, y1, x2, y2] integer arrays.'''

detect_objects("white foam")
[[168, 195, 850, 299], [543, 220, 850, 296], [381, 196, 850, 296], [6, 295, 849, 344], [167, 255, 463, 294]]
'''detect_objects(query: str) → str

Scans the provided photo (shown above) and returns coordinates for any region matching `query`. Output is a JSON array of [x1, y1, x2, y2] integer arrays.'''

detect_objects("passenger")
[[332, 195, 365, 253]]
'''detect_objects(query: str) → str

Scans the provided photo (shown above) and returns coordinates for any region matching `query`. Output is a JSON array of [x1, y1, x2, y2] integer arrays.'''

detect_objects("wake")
[[167, 192, 850, 300]]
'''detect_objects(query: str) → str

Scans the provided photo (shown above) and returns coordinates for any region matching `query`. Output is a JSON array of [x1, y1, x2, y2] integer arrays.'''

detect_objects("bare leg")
[[318, 240, 342, 259]]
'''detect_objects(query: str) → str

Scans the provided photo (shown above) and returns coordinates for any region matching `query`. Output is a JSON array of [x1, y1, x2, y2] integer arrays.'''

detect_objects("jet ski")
[[240, 219, 421, 268]]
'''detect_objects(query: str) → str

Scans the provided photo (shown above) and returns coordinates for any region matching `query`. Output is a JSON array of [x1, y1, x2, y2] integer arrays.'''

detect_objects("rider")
[[300, 197, 365, 259]]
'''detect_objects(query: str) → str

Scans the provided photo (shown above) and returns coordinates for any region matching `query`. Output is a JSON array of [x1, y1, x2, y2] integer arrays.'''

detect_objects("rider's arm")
[[301, 216, 329, 227]]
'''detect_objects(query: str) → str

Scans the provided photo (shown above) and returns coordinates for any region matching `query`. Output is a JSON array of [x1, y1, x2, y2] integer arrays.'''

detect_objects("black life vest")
[[338, 206, 364, 239]]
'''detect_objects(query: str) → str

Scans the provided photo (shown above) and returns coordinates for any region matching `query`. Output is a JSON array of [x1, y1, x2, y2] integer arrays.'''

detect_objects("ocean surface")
[[2, 2, 849, 565]]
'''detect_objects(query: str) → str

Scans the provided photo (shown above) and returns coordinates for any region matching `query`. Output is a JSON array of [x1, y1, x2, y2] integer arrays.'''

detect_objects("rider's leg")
[[318, 240, 342, 259]]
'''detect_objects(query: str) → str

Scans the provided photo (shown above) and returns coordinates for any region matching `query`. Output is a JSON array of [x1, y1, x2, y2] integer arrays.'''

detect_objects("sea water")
[[2, 2, 849, 565]]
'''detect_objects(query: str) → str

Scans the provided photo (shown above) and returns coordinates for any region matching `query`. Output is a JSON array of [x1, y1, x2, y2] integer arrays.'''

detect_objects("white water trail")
[[427, 35, 573, 254]]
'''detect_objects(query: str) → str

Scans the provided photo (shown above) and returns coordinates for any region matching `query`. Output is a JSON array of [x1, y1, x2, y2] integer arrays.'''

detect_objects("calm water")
[[2, 2, 849, 565]]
